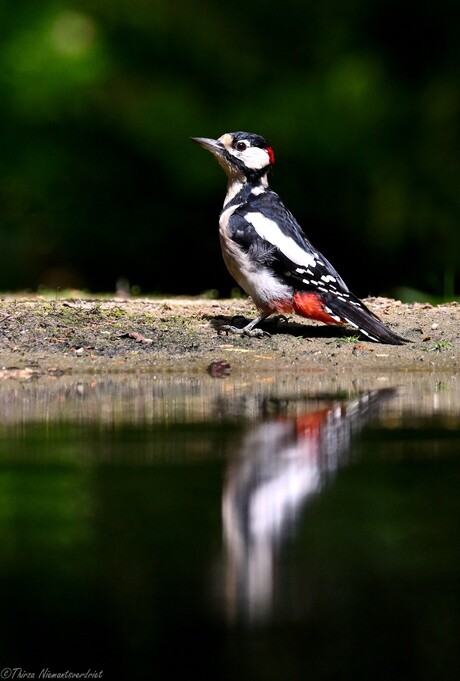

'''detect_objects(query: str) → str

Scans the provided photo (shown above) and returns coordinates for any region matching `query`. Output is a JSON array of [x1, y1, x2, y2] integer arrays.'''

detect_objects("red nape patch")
[[293, 292, 344, 325], [265, 146, 275, 165]]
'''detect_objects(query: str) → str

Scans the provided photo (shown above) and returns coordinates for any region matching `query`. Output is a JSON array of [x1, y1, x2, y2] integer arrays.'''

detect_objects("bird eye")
[[235, 141, 248, 151]]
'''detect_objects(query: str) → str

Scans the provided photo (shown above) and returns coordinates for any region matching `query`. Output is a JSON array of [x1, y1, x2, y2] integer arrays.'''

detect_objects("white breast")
[[219, 206, 293, 312]]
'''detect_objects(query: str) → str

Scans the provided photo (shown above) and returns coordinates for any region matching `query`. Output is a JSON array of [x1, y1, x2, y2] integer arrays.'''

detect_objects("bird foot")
[[218, 324, 270, 338]]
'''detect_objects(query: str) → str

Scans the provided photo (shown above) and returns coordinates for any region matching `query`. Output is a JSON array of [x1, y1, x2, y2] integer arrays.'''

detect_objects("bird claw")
[[218, 324, 270, 338], [246, 327, 271, 338]]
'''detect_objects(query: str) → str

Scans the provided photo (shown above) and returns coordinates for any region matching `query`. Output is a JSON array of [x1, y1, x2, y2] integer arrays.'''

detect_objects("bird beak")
[[191, 137, 225, 157]]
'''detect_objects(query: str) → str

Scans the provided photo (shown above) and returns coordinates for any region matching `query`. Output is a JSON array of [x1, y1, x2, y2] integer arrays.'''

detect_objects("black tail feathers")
[[325, 293, 409, 345]]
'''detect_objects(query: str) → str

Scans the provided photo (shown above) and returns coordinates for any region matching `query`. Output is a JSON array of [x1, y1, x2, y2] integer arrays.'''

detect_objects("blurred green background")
[[1, 0, 459, 300]]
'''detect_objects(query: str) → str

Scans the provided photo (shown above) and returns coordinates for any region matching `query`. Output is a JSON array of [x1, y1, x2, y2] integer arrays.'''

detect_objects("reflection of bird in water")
[[221, 390, 393, 623]]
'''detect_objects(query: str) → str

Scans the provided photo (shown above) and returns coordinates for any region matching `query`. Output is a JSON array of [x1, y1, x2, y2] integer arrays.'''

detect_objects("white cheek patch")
[[240, 147, 270, 170], [244, 212, 316, 268]]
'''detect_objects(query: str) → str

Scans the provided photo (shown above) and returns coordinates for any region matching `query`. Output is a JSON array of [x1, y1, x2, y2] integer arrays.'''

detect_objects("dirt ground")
[[0, 294, 459, 377]]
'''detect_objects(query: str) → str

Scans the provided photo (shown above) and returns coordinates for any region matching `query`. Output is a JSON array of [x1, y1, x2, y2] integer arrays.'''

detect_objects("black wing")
[[229, 189, 350, 295]]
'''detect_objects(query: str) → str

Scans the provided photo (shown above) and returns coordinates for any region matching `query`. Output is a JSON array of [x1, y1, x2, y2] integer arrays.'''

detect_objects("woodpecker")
[[192, 131, 407, 344]]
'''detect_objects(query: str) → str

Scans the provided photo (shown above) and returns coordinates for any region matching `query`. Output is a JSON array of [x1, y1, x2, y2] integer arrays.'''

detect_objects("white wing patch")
[[244, 212, 316, 268]]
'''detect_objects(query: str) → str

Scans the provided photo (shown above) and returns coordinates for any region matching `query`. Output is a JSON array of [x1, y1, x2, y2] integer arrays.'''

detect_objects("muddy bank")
[[0, 295, 459, 375]]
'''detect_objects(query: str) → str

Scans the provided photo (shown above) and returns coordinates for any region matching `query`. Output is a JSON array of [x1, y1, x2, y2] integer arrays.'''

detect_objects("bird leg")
[[218, 313, 271, 338]]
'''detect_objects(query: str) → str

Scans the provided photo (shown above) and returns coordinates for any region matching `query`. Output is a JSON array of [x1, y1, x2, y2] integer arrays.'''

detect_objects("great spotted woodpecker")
[[192, 131, 407, 344]]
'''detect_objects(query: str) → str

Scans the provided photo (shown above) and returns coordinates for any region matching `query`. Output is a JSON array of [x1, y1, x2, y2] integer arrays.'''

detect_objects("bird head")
[[191, 131, 275, 183]]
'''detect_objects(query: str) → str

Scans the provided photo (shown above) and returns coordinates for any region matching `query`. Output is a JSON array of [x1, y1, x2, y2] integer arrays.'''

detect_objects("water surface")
[[0, 371, 459, 680]]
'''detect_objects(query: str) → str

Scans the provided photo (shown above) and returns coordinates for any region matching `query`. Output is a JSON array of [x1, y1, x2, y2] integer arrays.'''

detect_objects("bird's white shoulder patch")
[[244, 212, 315, 268]]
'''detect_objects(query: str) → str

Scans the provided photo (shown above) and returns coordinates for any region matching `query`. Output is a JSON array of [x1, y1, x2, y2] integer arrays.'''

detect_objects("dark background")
[[1, 0, 459, 300]]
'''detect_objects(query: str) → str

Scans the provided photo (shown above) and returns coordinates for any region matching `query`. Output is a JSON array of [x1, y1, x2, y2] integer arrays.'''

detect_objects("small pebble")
[[431, 323, 439, 330], [207, 360, 231, 378]]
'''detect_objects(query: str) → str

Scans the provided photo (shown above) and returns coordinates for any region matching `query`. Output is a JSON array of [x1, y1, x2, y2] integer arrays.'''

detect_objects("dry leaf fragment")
[[120, 331, 154, 345]]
